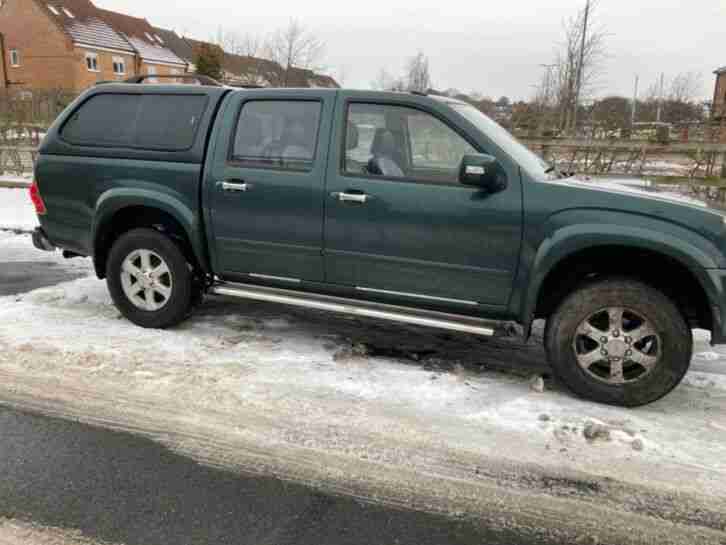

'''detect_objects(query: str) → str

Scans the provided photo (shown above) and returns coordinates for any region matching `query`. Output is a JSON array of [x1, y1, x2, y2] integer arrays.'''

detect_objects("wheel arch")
[[92, 190, 210, 279], [521, 224, 720, 337]]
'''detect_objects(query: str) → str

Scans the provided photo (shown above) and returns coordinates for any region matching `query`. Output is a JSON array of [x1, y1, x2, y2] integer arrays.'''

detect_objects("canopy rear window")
[[61, 93, 208, 151]]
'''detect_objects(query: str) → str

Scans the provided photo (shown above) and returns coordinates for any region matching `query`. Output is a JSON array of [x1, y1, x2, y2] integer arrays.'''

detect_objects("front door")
[[323, 97, 522, 307], [206, 90, 336, 283]]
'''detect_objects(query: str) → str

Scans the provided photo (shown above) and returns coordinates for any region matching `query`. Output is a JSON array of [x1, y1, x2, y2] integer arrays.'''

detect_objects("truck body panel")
[[32, 82, 726, 346]]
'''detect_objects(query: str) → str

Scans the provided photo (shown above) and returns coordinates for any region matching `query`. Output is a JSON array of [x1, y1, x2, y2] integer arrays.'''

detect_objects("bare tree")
[[668, 72, 703, 103], [370, 68, 405, 92], [405, 51, 432, 93], [641, 72, 706, 124], [370, 52, 431, 93], [552, 0, 608, 134], [214, 26, 239, 56], [264, 19, 326, 87], [211, 29, 269, 86], [234, 33, 277, 86], [334, 65, 349, 88]]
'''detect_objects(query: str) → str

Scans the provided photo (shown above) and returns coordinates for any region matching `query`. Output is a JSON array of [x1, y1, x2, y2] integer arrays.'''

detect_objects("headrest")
[[238, 115, 263, 147], [371, 128, 398, 156], [346, 123, 359, 150]]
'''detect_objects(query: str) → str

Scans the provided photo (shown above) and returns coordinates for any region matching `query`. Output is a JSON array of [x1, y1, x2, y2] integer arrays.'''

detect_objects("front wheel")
[[545, 278, 692, 407], [106, 228, 195, 329]]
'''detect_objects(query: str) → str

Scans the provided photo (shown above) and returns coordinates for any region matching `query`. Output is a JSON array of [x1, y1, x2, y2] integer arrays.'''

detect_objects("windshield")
[[451, 104, 559, 180]]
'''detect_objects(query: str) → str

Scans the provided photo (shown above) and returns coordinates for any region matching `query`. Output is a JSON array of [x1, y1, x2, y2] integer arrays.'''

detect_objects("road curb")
[[0, 179, 31, 189]]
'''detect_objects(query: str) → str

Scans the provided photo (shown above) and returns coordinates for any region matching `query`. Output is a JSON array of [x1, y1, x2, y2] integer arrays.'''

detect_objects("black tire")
[[106, 228, 194, 329], [545, 277, 692, 407]]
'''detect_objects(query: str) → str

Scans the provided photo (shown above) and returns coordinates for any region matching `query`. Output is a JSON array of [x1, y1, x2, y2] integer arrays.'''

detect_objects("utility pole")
[[656, 72, 665, 123], [540, 63, 557, 133], [572, 0, 591, 136], [631, 74, 639, 127]]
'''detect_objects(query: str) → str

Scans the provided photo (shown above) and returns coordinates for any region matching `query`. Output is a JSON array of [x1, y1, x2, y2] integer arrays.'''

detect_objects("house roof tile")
[[284, 67, 339, 88], [96, 8, 186, 65], [222, 53, 281, 82], [152, 27, 195, 63], [40, 0, 134, 53]]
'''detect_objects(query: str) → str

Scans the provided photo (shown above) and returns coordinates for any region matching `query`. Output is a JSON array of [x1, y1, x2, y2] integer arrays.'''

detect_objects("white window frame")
[[85, 52, 99, 72], [146, 65, 158, 83], [154, 34, 164, 44], [62, 7, 74, 18], [9, 49, 19, 67], [112, 56, 126, 75], [47, 4, 59, 15]]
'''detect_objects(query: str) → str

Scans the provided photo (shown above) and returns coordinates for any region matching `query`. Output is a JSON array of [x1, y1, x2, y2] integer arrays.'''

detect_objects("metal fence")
[[523, 138, 726, 179], [0, 90, 77, 177]]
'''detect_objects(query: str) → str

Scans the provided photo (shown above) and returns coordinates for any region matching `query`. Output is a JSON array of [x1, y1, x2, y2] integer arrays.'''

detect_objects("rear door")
[[205, 90, 336, 283]]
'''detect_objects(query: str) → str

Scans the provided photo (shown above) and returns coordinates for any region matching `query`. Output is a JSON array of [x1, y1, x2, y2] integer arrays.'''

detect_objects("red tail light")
[[29, 181, 47, 215]]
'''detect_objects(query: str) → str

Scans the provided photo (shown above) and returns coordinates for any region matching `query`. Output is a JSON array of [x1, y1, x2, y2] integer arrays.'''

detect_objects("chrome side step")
[[209, 281, 496, 337]]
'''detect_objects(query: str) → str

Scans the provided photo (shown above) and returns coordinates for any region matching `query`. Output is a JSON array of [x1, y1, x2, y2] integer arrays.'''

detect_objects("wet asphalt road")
[[0, 247, 552, 544], [0, 260, 85, 296], [0, 407, 548, 545]]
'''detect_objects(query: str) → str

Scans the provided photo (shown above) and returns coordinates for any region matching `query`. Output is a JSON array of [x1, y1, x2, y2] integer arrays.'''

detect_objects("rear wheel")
[[106, 228, 194, 329], [545, 278, 692, 407]]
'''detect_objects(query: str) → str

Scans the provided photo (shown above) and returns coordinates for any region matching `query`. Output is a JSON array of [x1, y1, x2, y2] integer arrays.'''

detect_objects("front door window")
[[344, 103, 477, 184]]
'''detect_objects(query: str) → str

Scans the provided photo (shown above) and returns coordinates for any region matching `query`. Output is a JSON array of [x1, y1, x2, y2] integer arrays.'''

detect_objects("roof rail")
[[410, 90, 429, 97], [121, 74, 224, 87]]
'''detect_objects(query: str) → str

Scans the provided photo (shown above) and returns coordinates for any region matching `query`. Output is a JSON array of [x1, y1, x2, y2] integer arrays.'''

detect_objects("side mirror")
[[459, 154, 507, 193]]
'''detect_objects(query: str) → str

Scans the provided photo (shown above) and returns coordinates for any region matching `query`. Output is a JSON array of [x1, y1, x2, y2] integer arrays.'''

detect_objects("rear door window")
[[61, 93, 208, 151], [231, 100, 322, 171]]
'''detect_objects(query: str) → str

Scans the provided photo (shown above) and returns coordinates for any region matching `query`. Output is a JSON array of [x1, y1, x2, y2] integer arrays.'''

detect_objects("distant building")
[[0, 0, 184, 91], [714, 66, 726, 120], [0, 0, 137, 91], [95, 8, 186, 82], [0, 0, 337, 93], [175, 35, 339, 89], [151, 27, 195, 73]]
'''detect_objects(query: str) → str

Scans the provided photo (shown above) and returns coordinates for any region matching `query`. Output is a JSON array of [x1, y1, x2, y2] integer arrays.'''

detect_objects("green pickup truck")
[[30, 80, 726, 406]]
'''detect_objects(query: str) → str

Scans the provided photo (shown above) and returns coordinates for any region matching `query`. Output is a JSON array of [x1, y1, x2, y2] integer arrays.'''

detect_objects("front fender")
[[516, 209, 725, 330], [93, 186, 210, 274]]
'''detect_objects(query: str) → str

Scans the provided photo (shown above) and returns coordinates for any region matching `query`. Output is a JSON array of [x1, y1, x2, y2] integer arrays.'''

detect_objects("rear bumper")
[[32, 227, 55, 252]]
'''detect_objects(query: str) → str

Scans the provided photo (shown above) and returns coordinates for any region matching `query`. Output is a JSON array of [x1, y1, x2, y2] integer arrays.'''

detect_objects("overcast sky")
[[94, 0, 724, 102]]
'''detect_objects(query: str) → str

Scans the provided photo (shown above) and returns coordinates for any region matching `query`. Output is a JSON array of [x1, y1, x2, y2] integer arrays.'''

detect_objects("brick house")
[[714, 67, 726, 120], [0, 0, 185, 92], [151, 26, 194, 72], [0, 0, 335, 92], [0, 0, 137, 91], [96, 9, 186, 82]]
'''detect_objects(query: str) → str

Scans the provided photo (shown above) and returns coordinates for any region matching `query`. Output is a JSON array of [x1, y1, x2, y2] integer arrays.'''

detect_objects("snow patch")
[[1, 233, 726, 501], [0, 187, 38, 231]]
